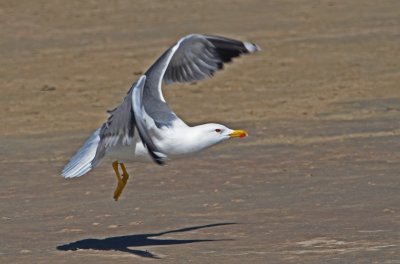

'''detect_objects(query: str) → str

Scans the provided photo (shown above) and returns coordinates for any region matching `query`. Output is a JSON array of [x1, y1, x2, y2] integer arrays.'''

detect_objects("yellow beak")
[[229, 129, 248, 138]]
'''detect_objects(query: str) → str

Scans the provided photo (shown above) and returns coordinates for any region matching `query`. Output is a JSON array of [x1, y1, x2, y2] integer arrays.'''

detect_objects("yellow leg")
[[112, 161, 130, 201], [119, 162, 129, 185]]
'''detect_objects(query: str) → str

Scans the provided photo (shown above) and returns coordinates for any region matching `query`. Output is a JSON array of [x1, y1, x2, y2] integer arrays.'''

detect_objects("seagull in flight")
[[62, 34, 259, 200]]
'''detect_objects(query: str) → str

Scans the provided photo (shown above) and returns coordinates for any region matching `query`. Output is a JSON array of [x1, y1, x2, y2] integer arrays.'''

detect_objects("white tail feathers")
[[62, 128, 101, 178]]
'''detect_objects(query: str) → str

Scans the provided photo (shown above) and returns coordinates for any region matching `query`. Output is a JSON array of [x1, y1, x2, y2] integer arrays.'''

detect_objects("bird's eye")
[[215, 128, 222, 133]]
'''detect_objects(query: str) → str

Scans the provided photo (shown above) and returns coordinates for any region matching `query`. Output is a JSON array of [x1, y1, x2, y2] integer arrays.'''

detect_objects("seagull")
[[62, 34, 259, 200]]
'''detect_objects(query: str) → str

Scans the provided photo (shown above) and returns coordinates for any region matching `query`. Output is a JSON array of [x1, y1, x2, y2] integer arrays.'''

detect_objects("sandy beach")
[[1, 1, 399, 263]]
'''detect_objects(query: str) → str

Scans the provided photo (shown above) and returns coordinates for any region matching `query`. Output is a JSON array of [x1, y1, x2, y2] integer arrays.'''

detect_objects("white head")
[[182, 123, 248, 154]]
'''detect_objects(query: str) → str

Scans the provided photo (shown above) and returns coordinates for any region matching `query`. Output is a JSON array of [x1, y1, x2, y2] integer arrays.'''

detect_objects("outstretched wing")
[[163, 34, 259, 84], [143, 34, 259, 106]]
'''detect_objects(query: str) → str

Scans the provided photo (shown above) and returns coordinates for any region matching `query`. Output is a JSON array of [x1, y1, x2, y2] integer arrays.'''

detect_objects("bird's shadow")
[[57, 222, 235, 259]]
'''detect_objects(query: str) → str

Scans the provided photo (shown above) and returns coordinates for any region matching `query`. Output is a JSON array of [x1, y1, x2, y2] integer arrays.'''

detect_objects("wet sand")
[[1, 1, 399, 263]]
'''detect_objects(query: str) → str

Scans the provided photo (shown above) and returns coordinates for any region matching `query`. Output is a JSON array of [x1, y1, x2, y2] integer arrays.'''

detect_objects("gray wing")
[[163, 34, 259, 84], [142, 33, 259, 124]]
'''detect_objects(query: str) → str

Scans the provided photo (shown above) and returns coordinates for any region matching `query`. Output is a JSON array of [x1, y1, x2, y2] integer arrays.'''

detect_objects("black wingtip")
[[155, 158, 165, 166], [145, 144, 166, 166], [152, 155, 166, 166]]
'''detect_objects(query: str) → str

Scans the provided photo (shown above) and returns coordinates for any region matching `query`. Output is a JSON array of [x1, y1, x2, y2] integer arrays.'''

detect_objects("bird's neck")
[[156, 125, 216, 157]]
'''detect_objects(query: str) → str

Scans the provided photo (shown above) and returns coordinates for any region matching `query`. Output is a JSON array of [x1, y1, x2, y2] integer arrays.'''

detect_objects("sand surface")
[[1, 1, 399, 263]]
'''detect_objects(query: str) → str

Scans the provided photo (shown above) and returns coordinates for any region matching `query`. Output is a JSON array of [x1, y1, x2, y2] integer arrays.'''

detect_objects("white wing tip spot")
[[244, 41, 261, 53]]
